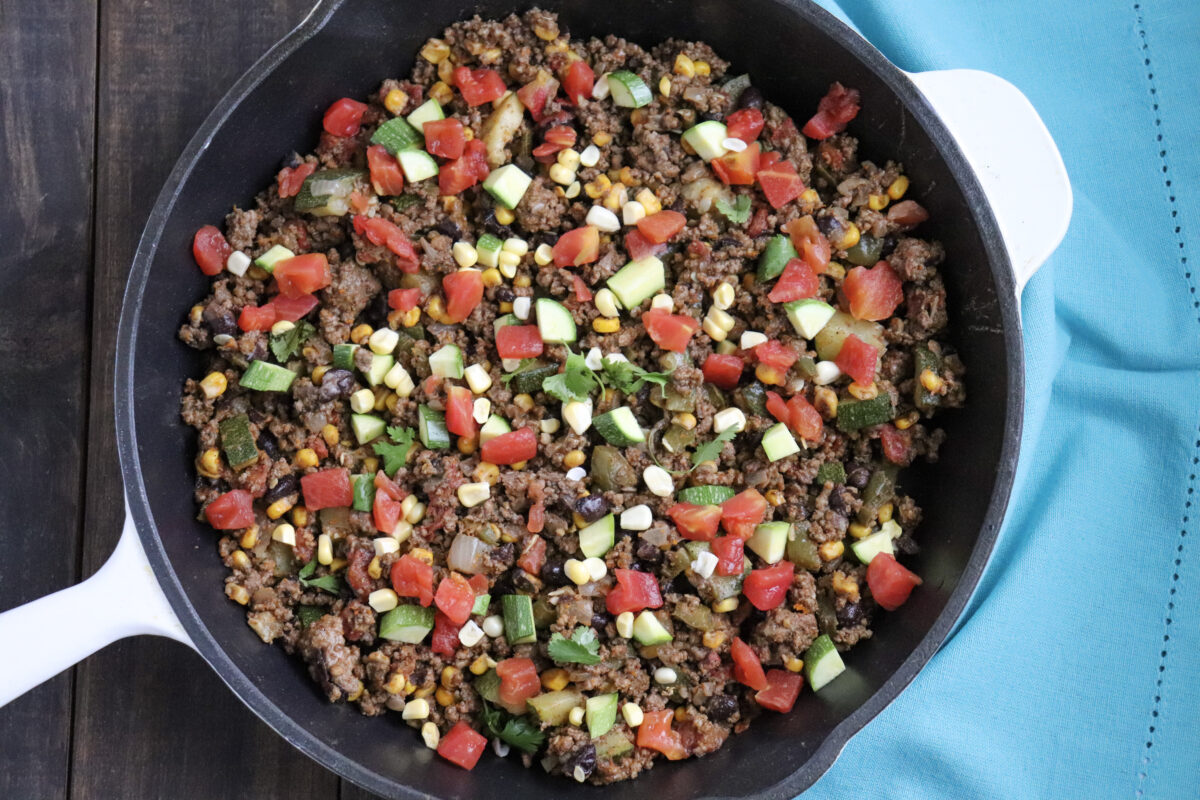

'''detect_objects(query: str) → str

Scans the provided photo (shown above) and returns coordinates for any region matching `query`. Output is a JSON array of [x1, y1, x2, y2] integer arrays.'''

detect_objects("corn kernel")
[[659, 75, 671, 97], [785, 657, 805, 673], [421, 722, 440, 750], [413, 685, 435, 700], [920, 369, 945, 393], [603, 184, 627, 212], [367, 555, 383, 580], [533, 243, 554, 266], [533, 20, 559, 40], [755, 364, 785, 386], [452, 241, 478, 268], [836, 222, 861, 250], [635, 188, 661, 215], [385, 672, 408, 694], [673, 53, 695, 78], [592, 131, 613, 147], [295, 448, 318, 469], [434, 688, 454, 708], [406, 502, 426, 525], [198, 448, 221, 479], [329, 557, 347, 572], [832, 570, 861, 602], [878, 502, 894, 524], [429, 81, 454, 106], [350, 324, 373, 344], [702, 317, 727, 342], [226, 583, 250, 606], [266, 498, 293, 520], [713, 597, 739, 614], [469, 655, 491, 676], [317, 533, 333, 564], [410, 547, 433, 565], [847, 381, 878, 400], [693, 60, 711, 76], [868, 193, 890, 211], [825, 261, 846, 280], [437, 57, 455, 84], [712, 282, 735, 310], [474, 461, 500, 485], [292, 506, 308, 527], [563, 449, 586, 469], [848, 522, 872, 540], [473, 267, 501, 289], [200, 372, 227, 399], [592, 317, 620, 334], [457, 435, 478, 455], [819, 540, 845, 561], [887, 176, 910, 200], [584, 174, 612, 199], [541, 668, 570, 692], [513, 393, 535, 411], [425, 295, 447, 323], [383, 88, 408, 115], [495, 206, 515, 226], [568, 706, 586, 727], [622, 702, 644, 728], [321, 424, 340, 447], [895, 411, 920, 431], [701, 630, 726, 649], [421, 38, 450, 64], [511, 460, 527, 471], [549, 162, 576, 186], [814, 386, 838, 419], [800, 188, 820, 209], [673, 412, 697, 431], [765, 489, 784, 507], [707, 307, 735, 332], [594, 288, 620, 318], [230, 550, 250, 571]]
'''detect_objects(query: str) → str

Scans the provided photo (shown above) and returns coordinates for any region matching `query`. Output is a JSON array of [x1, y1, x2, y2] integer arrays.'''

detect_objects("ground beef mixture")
[[179, 10, 964, 784]]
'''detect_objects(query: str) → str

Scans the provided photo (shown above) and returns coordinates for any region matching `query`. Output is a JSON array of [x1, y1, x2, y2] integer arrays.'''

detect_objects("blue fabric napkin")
[[804, 2, 1200, 797]]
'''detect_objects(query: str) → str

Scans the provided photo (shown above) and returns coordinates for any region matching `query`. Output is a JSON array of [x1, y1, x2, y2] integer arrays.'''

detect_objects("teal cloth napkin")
[[805, 1, 1200, 797]]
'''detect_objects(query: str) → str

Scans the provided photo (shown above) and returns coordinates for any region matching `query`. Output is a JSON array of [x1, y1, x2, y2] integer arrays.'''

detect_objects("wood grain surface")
[[0, 0, 382, 796]]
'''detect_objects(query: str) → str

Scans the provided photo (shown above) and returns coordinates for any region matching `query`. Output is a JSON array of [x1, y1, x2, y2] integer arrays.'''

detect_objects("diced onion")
[[447, 533, 491, 574]]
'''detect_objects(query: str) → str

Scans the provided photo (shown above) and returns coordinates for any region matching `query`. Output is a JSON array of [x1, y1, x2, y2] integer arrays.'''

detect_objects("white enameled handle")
[[907, 69, 1072, 295], [0, 504, 192, 708]]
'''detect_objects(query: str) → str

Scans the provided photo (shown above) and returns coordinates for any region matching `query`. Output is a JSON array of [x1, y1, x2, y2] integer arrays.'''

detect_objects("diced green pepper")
[[857, 466, 899, 524], [914, 345, 943, 414], [756, 234, 798, 282], [351, 474, 375, 512]]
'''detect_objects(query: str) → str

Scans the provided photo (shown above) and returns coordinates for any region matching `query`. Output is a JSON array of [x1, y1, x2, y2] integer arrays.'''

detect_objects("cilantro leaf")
[[601, 357, 672, 395], [298, 559, 342, 595], [372, 425, 417, 476], [296, 605, 325, 628], [479, 702, 545, 754], [270, 320, 316, 362], [542, 350, 602, 403], [691, 426, 738, 468], [547, 626, 602, 665], [715, 195, 752, 225], [500, 359, 540, 385]]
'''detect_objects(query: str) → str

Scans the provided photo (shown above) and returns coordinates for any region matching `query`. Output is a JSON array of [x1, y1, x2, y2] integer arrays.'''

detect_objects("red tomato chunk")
[[443, 269, 484, 323], [867, 552, 922, 610], [276, 162, 315, 199], [637, 710, 686, 760], [434, 573, 476, 626], [481, 427, 538, 466], [720, 489, 768, 539], [606, 569, 663, 615], [431, 610, 460, 656], [322, 97, 368, 137], [423, 118, 466, 160], [437, 721, 488, 770], [300, 468, 352, 511], [453, 66, 507, 107], [274, 253, 331, 298], [843, 261, 904, 321], [642, 309, 699, 353], [562, 60, 595, 105], [204, 490, 254, 529], [743, 562, 795, 611], [496, 325, 544, 359], [711, 536, 745, 576], [767, 258, 819, 303], [731, 636, 768, 691], [192, 225, 231, 276], [553, 225, 600, 267], [756, 669, 804, 712], [496, 657, 541, 708], [802, 82, 861, 140], [391, 554, 434, 607], [636, 210, 687, 244], [668, 503, 723, 542], [835, 333, 878, 385], [445, 385, 477, 438], [702, 353, 744, 390], [366, 145, 405, 196]]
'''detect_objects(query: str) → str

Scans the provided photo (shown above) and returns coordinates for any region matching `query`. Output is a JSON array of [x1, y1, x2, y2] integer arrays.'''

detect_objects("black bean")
[[575, 493, 609, 523], [700, 111, 723, 123], [202, 305, 238, 338], [837, 601, 863, 626], [707, 694, 738, 721], [590, 612, 609, 630], [816, 215, 844, 239], [635, 541, 662, 565], [714, 237, 740, 250], [846, 464, 871, 489], [495, 286, 516, 304], [880, 234, 898, 258], [737, 86, 764, 110], [318, 369, 356, 401], [257, 430, 280, 460], [435, 218, 462, 239], [262, 473, 297, 504], [563, 743, 596, 781], [360, 292, 389, 329], [540, 558, 569, 587], [828, 486, 849, 515], [481, 207, 514, 239]]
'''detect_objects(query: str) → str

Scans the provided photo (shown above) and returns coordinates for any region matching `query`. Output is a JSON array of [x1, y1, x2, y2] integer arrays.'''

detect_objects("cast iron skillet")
[[116, 0, 1023, 796]]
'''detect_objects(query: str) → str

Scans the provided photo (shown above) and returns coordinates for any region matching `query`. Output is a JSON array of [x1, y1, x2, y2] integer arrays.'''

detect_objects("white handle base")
[[907, 69, 1072, 295], [0, 506, 192, 707]]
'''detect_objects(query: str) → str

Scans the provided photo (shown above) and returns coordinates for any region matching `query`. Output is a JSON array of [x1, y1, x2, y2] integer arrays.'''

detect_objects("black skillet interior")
[[116, 0, 1022, 797]]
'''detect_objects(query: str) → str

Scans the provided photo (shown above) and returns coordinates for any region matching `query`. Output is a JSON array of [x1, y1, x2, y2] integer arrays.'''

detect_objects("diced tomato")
[[702, 353, 744, 390], [636, 210, 687, 244], [496, 325, 544, 359], [758, 150, 783, 170], [747, 205, 771, 237], [496, 657, 541, 708], [468, 573, 489, 595], [352, 215, 419, 272], [422, 117, 466, 160], [782, 216, 831, 275], [204, 490, 255, 529], [757, 160, 804, 209], [636, 710, 686, 761], [438, 139, 490, 195], [192, 225, 231, 276], [668, 503, 723, 542], [437, 721, 488, 770], [390, 554, 435, 607], [431, 610, 461, 656], [765, 390, 791, 426], [480, 427, 538, 466], [527, 501, 546, 534], [711, 142, 760, 186], [835, 334, 878, 385], [322, 97, 369, 137], [642, 309, 699, 353], [277, 162, 315, 198], [422, 375, 440, 395], [767, 258, 819, 303], [387, 287, 423, 312], [879, 424, 913, 466], [605, 569, 663, 616], [373, 489, 404, 534], [348, 190, 371, 215], [532, 126, 577, 161], [802, 82, 861, 140], [867, 552, 922, 610], [269, 294, 320, 322], [435, 573, 476, 626], [571, 274, 593, 303], [725, 109, 765, 143], [553, 225, 600, 267], [445, 385, 477, 438], [787, 394, 823, 442], [624, 228, 667, 261], [562, 60, 595, 105], [887, 200, 929, 227], [517, 70, 560, 121], [273, 253, 331, 298], [238, 303, 277, 332], [720, 489, 768, 539], [366, 144, 405, 196], [711, 536, 744, 577], [443, 269, 484, 323], [300, 468, 352, 511], [453, 66, 507, 107], [755, 340, 798, 373], [730, 636, 768, 691], [843, 260, 904, 322], [373, 470, 406, 501], [756, 669, 804, 712], [517, 534, 546, 574], [743, 562, 794, 611]]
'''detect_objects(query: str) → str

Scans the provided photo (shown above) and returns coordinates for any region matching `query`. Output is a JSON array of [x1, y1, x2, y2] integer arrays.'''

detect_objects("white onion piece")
[[447, 533, 491, 574]]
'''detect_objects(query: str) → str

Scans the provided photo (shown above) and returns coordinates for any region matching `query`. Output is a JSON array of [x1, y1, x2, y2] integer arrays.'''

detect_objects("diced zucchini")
[[785, 299, 836, 339], [363, 353, 394, 387], [418, 405, 450, 449], [239, 360, 297, 392], [677, 485, 736, 505], [592, 407, 645, 446], [595, 730, 635, 759], [379, 605, 435, 643], [606, 255, 664, 309], [813, 310, 886, 361], [397, 149, 439, 183], [351, 413, 386, 445], [218, 413, 258, 470], [607, 70, 652, 108], [479, 414, 511, 445], [747, 522, 790, 565], [578, 514, 616, 559], [681, 120, 729, 161], [632, 610, 673, 646], [492, 313, 520, 335], [586, 693, 619, 739], [851, 529, 895, 564], [508, 363, 557, 394], [761, 422, 800, 462], [535, 298, 577, 344], [483, 164, 533, 209], [428, 344, 464, 379], [502, 594, 537, 644], [528, 690, 586, 725], [756, 234, 798, 282], [371, 117, 423, 154], [253, 244, 294, 273], [294, 169, 364, 216], [350, 474, 375, 512], [804, 634, 846, 691], [837, 395, 895, 432], [476, 234, 504, 267], [333, 343, 358, 370], [471, 594, 491, 616], [405, 98, 444, 133]]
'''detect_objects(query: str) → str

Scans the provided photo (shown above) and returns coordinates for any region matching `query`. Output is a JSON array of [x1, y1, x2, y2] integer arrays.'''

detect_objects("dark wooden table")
[[0, 1, 381, 796]]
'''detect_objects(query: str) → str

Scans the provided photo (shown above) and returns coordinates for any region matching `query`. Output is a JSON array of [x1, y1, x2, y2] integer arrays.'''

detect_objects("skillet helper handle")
[[906, 69, 1073, 295], [0, 509, 192, 708]]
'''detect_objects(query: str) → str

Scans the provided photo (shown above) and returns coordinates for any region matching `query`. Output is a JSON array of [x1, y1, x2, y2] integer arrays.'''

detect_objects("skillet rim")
[[114, 0, 1024, 796]]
